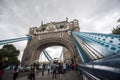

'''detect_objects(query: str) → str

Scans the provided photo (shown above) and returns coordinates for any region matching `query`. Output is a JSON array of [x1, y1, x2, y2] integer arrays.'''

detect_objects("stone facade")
[[21, 19, 81, 65], [63, 48, 71, 61]]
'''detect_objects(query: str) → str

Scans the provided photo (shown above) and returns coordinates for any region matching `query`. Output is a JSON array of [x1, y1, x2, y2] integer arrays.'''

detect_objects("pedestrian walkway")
[[17, 70, 82, 80]]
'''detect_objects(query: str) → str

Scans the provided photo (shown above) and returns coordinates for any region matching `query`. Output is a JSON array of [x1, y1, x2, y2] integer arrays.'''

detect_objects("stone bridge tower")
[[21, 19, 81, 66]]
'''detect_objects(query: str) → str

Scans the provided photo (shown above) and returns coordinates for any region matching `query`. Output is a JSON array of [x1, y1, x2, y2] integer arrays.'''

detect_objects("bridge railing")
[[78, 53, 120, 80]]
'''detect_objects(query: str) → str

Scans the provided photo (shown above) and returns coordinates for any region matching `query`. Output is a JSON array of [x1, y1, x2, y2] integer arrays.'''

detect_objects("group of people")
[[51, 62, 66, 79], [12, 61, 78, 80], [27, 61, 67, 80]]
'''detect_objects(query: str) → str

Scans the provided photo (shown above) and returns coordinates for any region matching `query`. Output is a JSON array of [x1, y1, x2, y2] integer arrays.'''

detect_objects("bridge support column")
[[76, 55, 82, 64]]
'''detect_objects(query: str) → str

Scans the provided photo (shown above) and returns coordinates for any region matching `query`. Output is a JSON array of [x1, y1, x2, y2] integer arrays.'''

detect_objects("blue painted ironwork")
[[43, 50, 52, 62], [0, 31, 119, 80], [72, 32, 120, 57], [43, 48, 63, 62], [72, 31, 120, 80], [0, 36, 32, 45], [0, 36, 54, 63], [82, 41, 104, 60], [72, 32, 91, 63], [44, 50, 53, 62]]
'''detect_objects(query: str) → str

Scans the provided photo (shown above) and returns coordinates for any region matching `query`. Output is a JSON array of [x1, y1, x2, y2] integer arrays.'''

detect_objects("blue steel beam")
[[43, 48, 63, 62], [0, 36, 32, 45], [73, 33, 106, 58], [43, 50, 52, 62], [72, 31, 120, 80], [43, 50, 51, 62], [79, 32, 120, 52], [82, 41, 104, 59], [44, 50, 53, 61], [72, 32, 120, 57], [72, 32, 91, 63]]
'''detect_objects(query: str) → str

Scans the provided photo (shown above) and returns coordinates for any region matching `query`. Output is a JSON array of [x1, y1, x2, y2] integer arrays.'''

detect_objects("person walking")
[[63, 63, 66, 74], [52, 63, 57, 79], [41, 64, 46, 76], [58, 62, 63, 80], [47, 64, 50, 75], [13, 65, 19, 80], [29, 65, 36, 80]]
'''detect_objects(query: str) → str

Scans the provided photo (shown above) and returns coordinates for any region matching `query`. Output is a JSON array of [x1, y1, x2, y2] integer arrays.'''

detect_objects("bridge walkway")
[[17, 70, 82, 80]]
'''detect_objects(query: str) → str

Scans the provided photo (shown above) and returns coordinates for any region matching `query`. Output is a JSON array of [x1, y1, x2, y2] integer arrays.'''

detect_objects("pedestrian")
[[41, 64, 45, 76], [73, 63, 77, 70], [52, 63, 57, 79], [36, 63, 39, 75], [28, 65, 36, 80], [58, 62, 63, 80], [0, 69, 4, 80], [13, 65, 19, 80], [63, 63, 66, 74], [47, 64, 50, 75]]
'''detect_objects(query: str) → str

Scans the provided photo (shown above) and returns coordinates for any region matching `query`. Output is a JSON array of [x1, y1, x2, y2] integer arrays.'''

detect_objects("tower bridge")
[[0, 19, 120, 80], [22, 19, 81, 65]]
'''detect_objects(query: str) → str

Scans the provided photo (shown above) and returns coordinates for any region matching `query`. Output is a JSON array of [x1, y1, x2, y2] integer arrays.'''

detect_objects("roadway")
[[17, 70, 82, 80]]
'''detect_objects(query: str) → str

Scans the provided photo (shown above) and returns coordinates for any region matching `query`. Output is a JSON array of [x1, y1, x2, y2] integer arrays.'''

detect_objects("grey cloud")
[[0, 0, 120, 60], [0, 0, 120, 37]]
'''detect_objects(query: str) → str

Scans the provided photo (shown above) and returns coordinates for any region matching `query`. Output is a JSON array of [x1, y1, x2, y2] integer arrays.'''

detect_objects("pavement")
[[17, 70, 82, 80]]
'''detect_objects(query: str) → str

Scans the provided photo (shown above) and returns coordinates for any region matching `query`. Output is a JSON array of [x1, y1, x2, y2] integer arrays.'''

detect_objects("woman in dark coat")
[[13, 65, 19, 80], [29, 66, 36, 80], [58, 62, 63, 80]]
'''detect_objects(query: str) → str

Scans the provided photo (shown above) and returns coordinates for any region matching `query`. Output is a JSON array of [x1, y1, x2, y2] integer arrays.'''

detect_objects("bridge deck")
[[17, 70, 82, 80]]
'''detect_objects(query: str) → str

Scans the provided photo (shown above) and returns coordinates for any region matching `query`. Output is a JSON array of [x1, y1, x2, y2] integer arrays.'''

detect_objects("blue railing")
[[78, 53, 120, 80]]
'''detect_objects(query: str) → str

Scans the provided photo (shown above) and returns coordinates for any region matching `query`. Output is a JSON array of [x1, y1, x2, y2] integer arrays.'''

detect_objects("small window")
[[60, 26, 64, 29], [41, 27, 46, 31], [60, 33, 63, 37]]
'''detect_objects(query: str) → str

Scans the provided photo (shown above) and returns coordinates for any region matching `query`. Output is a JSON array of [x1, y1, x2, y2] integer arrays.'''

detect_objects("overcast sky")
[[0, 0, 120, 61]]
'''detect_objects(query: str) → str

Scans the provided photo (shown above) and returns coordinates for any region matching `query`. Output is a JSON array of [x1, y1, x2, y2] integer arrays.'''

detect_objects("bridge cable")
[[43, 50, 52, 62], [44, 50, 53, 61]]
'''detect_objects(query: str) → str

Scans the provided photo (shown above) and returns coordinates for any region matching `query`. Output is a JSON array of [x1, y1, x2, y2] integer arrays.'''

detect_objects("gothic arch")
[[22, 19, 81, 65]]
